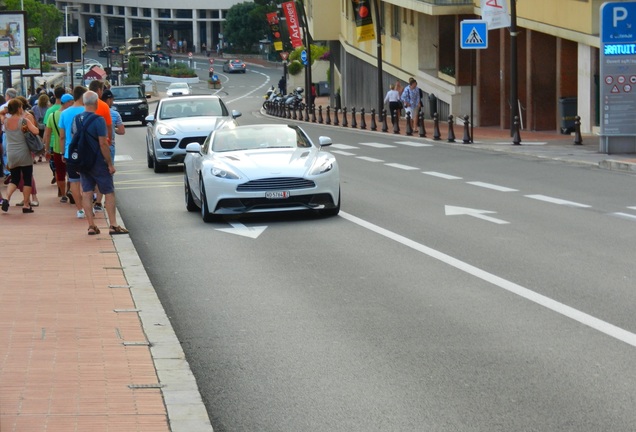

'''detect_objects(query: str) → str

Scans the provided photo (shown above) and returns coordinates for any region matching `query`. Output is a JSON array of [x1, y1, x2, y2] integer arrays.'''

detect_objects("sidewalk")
[[0, 163, 211, 431]]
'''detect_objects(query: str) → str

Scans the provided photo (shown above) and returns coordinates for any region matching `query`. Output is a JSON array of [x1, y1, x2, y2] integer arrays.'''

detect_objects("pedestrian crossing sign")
[[460, 20, 488, 49]]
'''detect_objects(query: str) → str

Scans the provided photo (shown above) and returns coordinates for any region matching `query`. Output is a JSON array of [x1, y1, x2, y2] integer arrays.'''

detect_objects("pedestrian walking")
[[400, 78, 421, 119], [384, 84, 401, 126]]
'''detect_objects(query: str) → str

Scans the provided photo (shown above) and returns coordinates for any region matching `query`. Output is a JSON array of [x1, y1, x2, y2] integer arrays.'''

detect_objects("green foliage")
[[224, 2, 270, 52], [287, 44, 329, 74], [42, 61, 51, 73], [147, 62, 197, 78], [5, 0, 63, 53], [124, 56, 143, 85], [287, 60, 303, 76]]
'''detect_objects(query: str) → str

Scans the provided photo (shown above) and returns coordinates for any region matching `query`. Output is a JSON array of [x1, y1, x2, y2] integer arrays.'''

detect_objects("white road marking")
[[332, 150, 356, 156], [216, 221, 267, 239], [356, 156, 384, 163], [385, 163, 419, 170], [525, 194, 591, 208], [115, 155, 133, 161], [423, 171, 463, 180], [332, 144, 359, 150], [359, 142, 396, 148], [467, 181, 519, 192], [628, 206, 636, 210], [445, 205, 510, 224], [394, 141, 434, 147], [340, 211, 636, 348], [611, 212, 636, 221]]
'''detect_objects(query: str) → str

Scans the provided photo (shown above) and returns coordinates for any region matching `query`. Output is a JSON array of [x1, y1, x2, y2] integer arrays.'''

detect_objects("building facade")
[[56, 0, 242, 55], [307, 0, 606, 135]]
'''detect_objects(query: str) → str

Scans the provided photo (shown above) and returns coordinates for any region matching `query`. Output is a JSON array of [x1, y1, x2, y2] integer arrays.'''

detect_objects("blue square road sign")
[[461, 20, 488, 50]]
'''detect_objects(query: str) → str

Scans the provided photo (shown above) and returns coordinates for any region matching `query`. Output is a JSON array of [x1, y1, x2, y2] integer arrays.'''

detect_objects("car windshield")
[[168, 83, 188, 89], [231, 60, 242, 64], [111, 87, 143, 100], [212, 126, 312, 152], [159, 99, 228, 119]]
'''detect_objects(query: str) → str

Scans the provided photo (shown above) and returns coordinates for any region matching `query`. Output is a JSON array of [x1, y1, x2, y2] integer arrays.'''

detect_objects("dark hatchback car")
[[110, 85, 151, 126]]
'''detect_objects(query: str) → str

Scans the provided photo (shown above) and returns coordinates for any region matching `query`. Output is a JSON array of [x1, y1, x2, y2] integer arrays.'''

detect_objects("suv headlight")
[[157, 124, 176, 135]]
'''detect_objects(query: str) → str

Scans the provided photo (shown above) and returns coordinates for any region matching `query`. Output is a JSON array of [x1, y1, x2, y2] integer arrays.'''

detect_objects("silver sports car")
[[146, 95, 242, 173], [183, 124, 340, 222]]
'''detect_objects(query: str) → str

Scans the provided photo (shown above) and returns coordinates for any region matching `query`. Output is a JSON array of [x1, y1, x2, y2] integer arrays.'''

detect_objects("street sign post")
[[600, 1, 636, 153], [460, 20, 488, 143]]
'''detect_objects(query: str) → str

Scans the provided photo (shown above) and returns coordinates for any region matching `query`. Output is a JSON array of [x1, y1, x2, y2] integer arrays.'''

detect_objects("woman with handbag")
[[1, 99, 40, 213]]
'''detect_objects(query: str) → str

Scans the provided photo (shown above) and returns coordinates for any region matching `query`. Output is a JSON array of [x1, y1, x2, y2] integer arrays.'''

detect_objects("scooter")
[[284, 87, 304, 108]]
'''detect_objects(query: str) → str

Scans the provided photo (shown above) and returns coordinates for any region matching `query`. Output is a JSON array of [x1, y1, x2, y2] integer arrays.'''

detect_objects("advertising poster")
[[351, 0, 375, 42], [480, 0, 511, 30], [282, 1, 303, 48], [23, 46, 41, 76], [0, 11, 27, 68]]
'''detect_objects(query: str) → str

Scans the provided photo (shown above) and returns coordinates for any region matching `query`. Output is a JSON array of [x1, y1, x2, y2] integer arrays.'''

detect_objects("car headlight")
[[157, 124, 176, 135], [140, 103, 149, 110], [310, 156, 334, 175], [211, 164, 240, 179]]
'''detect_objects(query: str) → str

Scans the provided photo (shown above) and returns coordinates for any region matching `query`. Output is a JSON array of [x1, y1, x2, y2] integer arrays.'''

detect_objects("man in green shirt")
[[43, 90, 72, 202]]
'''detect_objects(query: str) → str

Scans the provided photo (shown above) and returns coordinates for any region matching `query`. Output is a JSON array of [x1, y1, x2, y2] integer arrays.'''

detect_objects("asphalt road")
[[112, 63, 636, 431]]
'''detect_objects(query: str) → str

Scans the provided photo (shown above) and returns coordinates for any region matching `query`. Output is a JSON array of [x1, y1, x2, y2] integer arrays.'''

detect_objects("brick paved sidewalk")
[[0, 162, 169, 431]]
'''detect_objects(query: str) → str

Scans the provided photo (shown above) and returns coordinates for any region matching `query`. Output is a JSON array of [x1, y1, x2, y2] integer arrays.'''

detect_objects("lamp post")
[[509, 0, 518, 138]]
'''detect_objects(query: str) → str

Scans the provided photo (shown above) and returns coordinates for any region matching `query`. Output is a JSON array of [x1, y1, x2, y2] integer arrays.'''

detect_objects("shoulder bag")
[[22, 118, 45, 156]]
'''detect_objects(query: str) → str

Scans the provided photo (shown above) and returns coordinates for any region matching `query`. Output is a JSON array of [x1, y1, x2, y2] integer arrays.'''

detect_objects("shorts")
[[66, 162, 80, 182], [80, 161, 114, 195], [53, 153, 67, 182]]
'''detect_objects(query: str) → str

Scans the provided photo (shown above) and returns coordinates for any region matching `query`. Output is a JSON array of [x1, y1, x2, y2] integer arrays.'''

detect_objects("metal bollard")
[[433, 113, 441, 140], [342, 107, 348, 127], [305, 104, 310, 122], [512, 116, 522, 145], [334, 107, 340, 126], [360, 108, 367, 130], [406, 111, 413, 136], [311, 104, 316, 123], [318, 106, 324, 124], [573, 116, 583, 145], [381, 109, 388, 133], [418, 111, 426, 138], [298, 103, 304, 121], [462, 115, 471, 144], [370, 109, 376, 131], [447, 115, 456, 142], [326, 106, 331, 125], [351, 107, 357, 128]]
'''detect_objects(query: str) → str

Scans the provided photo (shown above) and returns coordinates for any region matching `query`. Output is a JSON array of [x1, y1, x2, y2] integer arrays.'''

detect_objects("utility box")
[[559, 97, 577, 134], [317, 81, 330, 96], [56, 36, 83, 63]]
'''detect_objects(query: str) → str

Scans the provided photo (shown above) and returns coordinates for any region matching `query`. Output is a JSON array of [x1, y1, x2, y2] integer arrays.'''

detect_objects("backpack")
[[66, 113, 100, 173]]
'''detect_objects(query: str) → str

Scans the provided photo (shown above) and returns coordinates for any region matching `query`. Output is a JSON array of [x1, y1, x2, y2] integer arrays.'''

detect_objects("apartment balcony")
[[419, 0, 473, 4], [406, 0, 475, 15]]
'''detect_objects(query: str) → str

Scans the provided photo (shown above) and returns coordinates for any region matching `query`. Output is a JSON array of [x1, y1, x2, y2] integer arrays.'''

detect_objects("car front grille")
[[179, 136, 207, 149], [237, 177, 316, 191]]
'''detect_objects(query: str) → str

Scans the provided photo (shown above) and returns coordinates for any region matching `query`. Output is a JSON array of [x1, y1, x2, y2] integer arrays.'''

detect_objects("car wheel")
[[153, 155, 168, 173], [319, 188, 341, 217], [184, 173, 199, 212], [200, 178, 215, 223], [147, 147, 154, 168]]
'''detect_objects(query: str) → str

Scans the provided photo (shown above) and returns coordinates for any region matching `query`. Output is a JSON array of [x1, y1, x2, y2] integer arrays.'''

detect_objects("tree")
[[224, 2, 270, 52], [4, 0, 63, 53]]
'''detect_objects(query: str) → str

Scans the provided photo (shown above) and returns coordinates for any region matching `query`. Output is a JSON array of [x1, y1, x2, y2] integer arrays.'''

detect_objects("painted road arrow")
[[215, 221, 267, 238], [445, 205, 510, 225]]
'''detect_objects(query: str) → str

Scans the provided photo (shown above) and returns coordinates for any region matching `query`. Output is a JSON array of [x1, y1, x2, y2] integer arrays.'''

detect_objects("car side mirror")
[[185, 142, 202, 154], [145, 114, 155, 124], [232, 110, 242, 119], [318, 136, 332, 147]]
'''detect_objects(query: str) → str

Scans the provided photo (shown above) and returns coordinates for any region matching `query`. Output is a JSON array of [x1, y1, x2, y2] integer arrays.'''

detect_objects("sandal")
[[22, 206, 34, 214], [109, 225, 129, 235], [88, 225, 100, 235]]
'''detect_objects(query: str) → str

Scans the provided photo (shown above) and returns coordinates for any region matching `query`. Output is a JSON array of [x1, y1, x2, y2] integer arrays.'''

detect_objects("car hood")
[[216, 148, 319, 178], [162, 117, 235, 134]]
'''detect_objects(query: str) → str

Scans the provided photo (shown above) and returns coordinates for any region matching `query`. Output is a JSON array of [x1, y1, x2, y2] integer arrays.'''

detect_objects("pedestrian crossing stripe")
[[460, 20, 488, 50]]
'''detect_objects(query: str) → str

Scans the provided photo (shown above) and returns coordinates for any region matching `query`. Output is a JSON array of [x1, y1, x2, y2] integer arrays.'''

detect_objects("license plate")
[[265, 191, 289, 199]]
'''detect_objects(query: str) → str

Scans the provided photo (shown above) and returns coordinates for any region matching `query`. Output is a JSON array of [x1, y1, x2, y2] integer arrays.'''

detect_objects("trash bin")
[[559, 97, 577, 134], [317, 81, 330, 96], [428, 93, 438, 119]]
